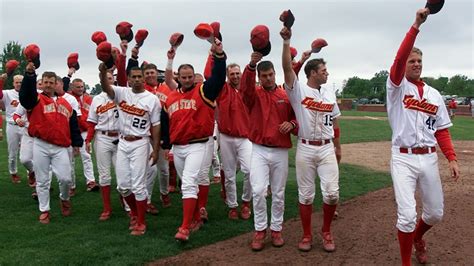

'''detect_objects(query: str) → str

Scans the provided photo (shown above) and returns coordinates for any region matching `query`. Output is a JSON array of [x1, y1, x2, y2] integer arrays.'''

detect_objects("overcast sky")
[[1, 0, 472, 93]]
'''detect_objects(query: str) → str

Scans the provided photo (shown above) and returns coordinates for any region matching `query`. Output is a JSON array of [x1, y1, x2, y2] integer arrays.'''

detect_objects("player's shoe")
[[31, 191, 38, 201], [168, 185, 178, 193], [212, 176, 220, 184], [189, 220, 203, 233], [39, 211, 50, 224], [298, 235, 313, 252], [99, 210, 111, 221], [321, 231, 336, 252], [86, 181, 99, 192], [240, 204, 251, 220], [199, 207, 208, 223], [60, 200, 72, 217], [11, 174, 21, 184], [146, 203, 159, 215], [175, 227, 190, 242], [27, 171, 36, 187], [68, 188, 76, 197], [251, 230, 266, 251], [128, 216, 137, 230], [228, 208, 239, 220], [414, 239, 428, 264], [271, 230, 285, 247], [161, 194, 171, 208], [130, 224, 146, 236]]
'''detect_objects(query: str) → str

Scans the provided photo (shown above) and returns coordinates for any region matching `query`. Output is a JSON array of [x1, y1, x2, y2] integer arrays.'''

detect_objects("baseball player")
[[387, 8, 460, 265], [0, 74, 24, 183], [240, 51, 297, 251], [19, 62, 83, 224], [69, 78, 99, 191], [210, 121, 221, 184], [281, 27, 341, 252], [163, 39, 226, 242], [99, 63, 161, 236], [13, 104, 37, 193], [85, 71, 119, 221], [204, 59, 253, 220]]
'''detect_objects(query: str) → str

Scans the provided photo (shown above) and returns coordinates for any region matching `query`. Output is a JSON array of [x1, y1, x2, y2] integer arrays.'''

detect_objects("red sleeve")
[[78, 115, 89, 132], [389, 26, 419, 86], [13, 113, 21, 123], [292, 61, 303, 76], [434, 128, 457, 161], [203, 54, 214, 80], [85, 121, 96, 143], [240, 64, 257, 110], [116, 54, 127, 87]]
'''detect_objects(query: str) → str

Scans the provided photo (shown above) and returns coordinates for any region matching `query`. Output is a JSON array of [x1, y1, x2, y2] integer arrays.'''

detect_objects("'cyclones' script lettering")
[[403, 95, 438, 115], [168, 99, 197, 116], [118, 101, 146, 116], [301, 97, 334, 112], [96, 101, 116, 114]]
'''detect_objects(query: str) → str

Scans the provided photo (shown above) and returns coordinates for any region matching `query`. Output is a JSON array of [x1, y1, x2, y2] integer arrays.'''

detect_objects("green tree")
[[90, 83, 102, 95], [343, 76, 372, 98], [0, 41, 27, 90]]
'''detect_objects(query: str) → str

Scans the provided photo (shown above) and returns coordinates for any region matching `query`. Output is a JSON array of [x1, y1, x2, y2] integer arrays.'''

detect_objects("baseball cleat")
[[39, 211, 50, 224], [146, 203, 159, 215], [161, 194, 172, 208], [60, 200, 72, 217], [130, 224, 146, 236], [271, 230, 285, 247], [211, 176, 221, 184], [68, 188, 76, 197], [240, 205, 251, 220], [11, 174, 21, 184], [251, 230, 266, 251], [86, 181, 99, 192], [27, 171, 36, 187], [31, 191, 38, 201], [414, 239, 428, 264], [199, 207, 208, 223], [189, 220, 203, 233], [228, 208, 239, 220], [298, 235, 313, 252], [128, 216, 137, 230], [175, 227, 190, 242], [321, 231, 336, 252], [99, 211, 111, 221]]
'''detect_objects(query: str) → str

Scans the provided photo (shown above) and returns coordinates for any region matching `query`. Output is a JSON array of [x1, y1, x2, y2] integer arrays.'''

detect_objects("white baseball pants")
[[146, 148, 169, 203], [295, 141, 339, 205], [33, 138, 72, 212], [250, 144, 288, 232], [115, 138, 150, 201], [6, 123, 22, 174], [391, 147, 444, 233], [19, 129, 34, 172], [220, 133, 252, 208], [93, 133, 118, 186]]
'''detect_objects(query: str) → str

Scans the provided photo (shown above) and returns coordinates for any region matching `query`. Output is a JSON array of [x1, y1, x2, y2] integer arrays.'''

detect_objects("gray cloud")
[[1, 0, 472, 92]]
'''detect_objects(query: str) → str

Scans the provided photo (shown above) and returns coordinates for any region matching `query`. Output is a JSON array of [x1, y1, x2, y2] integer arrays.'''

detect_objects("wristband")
[[334, 127, 340, 138], [283, 39, 290, 45], [166, 59, 173, 71]]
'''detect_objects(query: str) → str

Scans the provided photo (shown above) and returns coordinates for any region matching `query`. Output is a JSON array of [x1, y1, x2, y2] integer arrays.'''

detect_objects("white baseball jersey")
[[285, 79, 340, 140], [112, 86, 161, 137], [1, 89, 20, 122], [62, 93, 82, 117], [386, 77, 452, 147], [87, 92, 119, 131]]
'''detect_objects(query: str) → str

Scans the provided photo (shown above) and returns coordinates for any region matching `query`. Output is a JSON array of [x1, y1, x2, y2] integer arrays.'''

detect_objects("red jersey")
[[71, 93, 92, 132], [240, 65, 295, 148], [145, 83, 171, 106], [216, 82, 250, 138], [164, 83, 215, 144], [27, 94, 73, 147]]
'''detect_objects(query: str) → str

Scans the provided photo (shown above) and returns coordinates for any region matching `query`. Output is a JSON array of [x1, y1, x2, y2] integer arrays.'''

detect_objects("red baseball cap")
[[290, 47, 297, 59], [210, 22, 222, 41], [250, 25, 271, 56], [24, 44, 41, 68], [67, 53, 80, 70], [311, 38, 328, 53], [169, 32, 184, 47], [135, 29, 149, 48], [116, 21, 134, 42], [194, 23, 214, 42], [91, 31, 107, 46], [5, 60, 19, 76]]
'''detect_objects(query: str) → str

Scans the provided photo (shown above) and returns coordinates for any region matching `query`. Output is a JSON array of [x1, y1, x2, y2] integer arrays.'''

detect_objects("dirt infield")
[[153, 141, 473, 265]]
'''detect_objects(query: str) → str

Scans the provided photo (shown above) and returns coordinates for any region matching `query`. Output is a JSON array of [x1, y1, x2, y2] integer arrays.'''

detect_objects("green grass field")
[[0, 112, 472, 265]]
